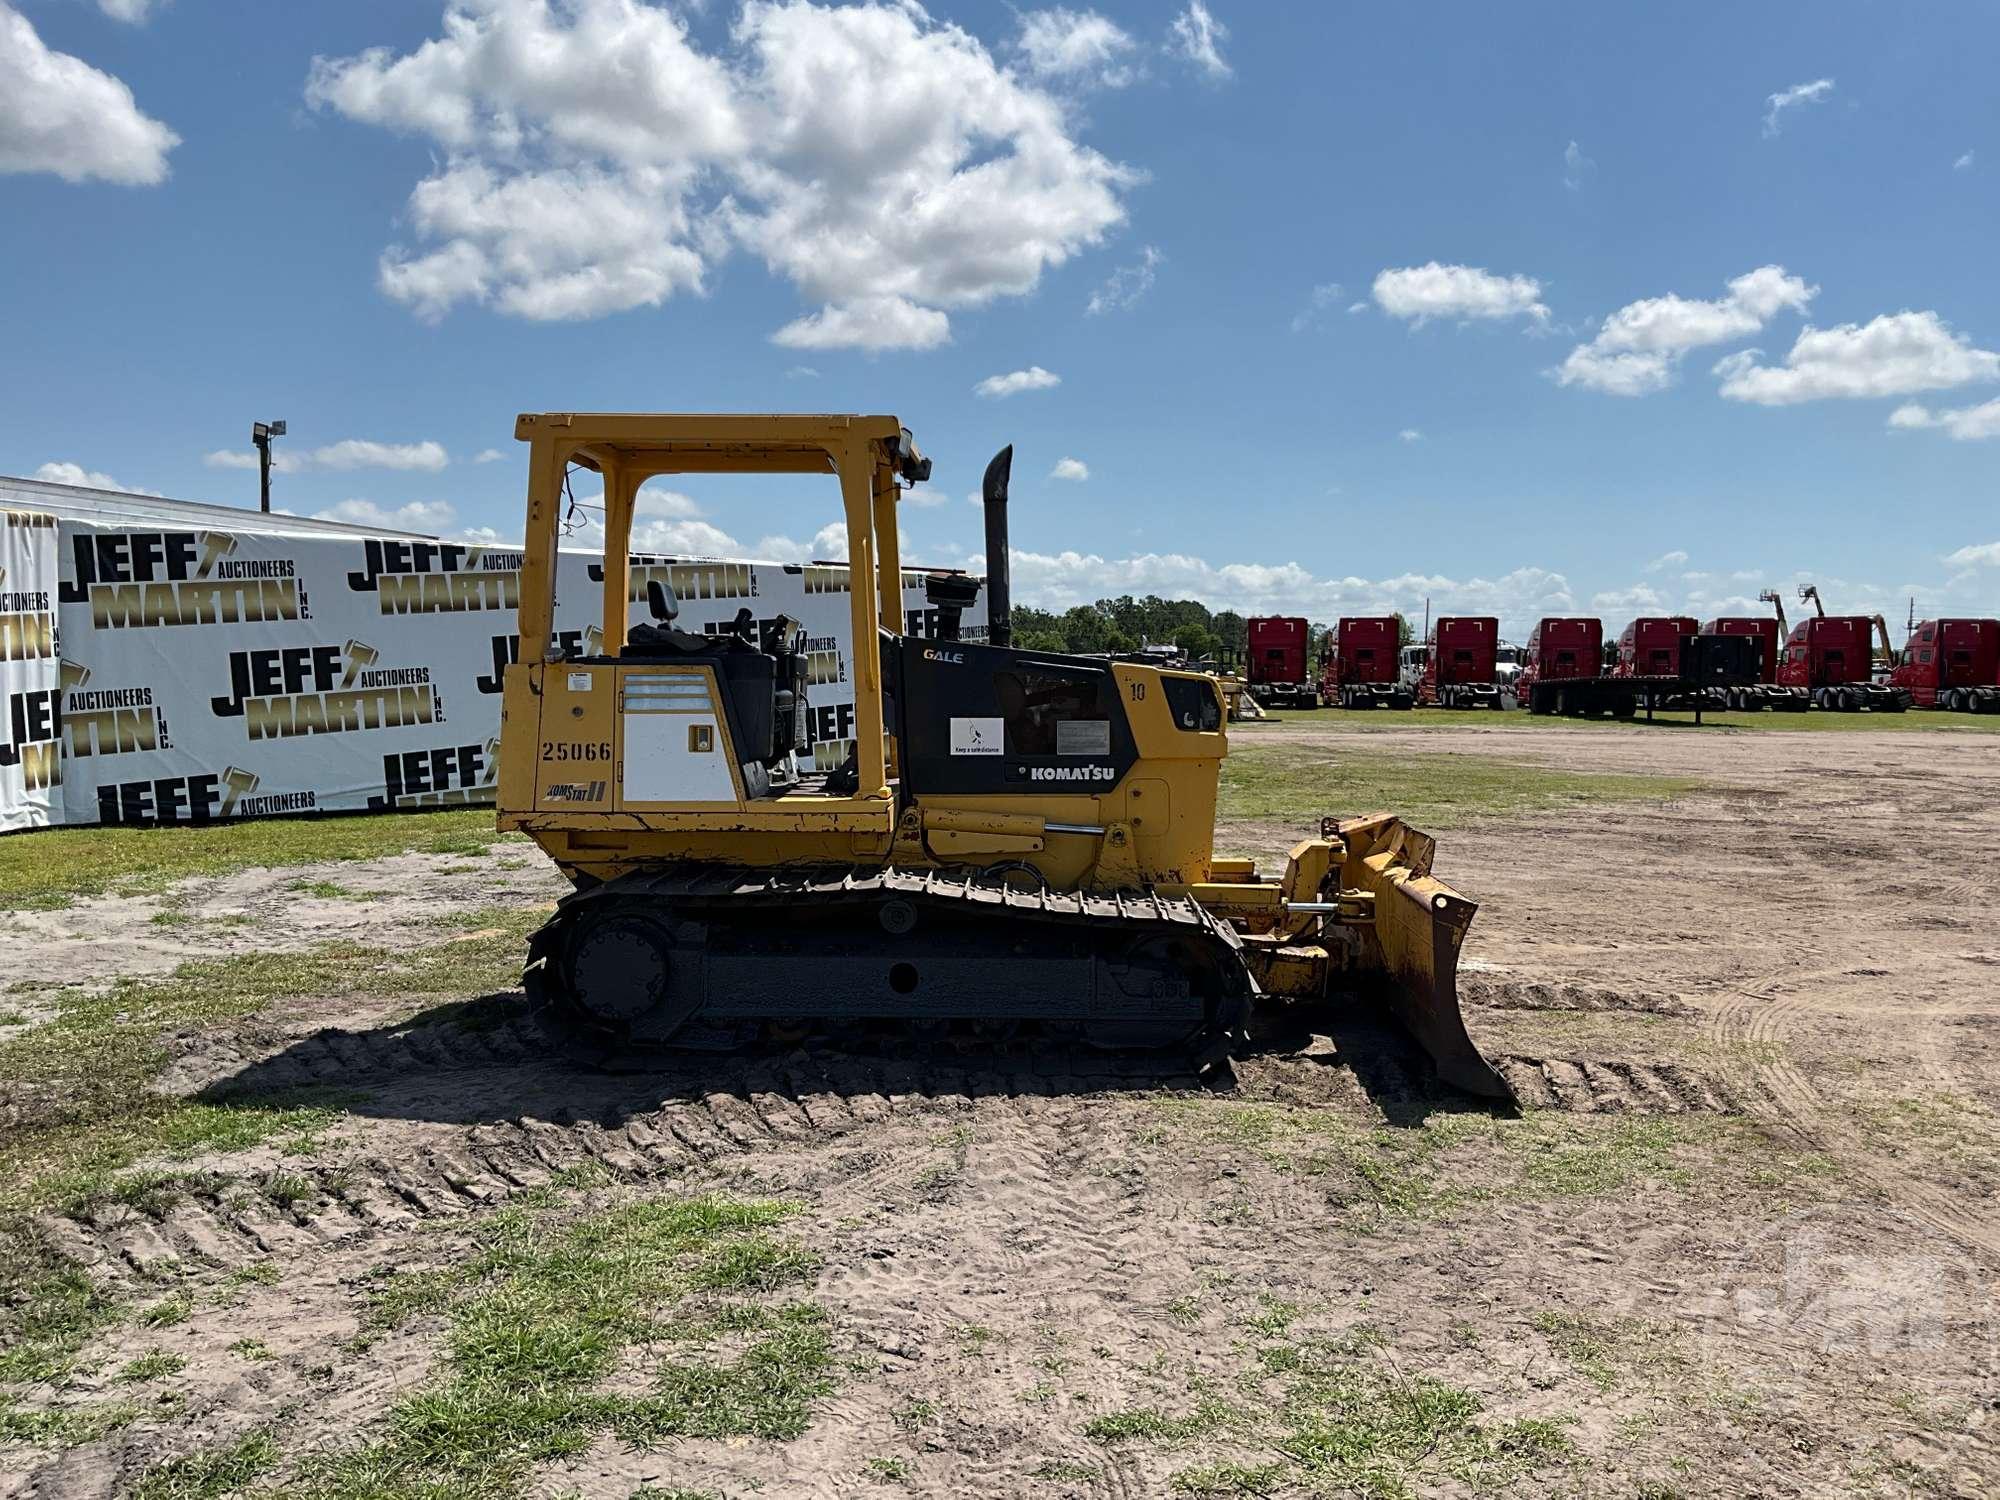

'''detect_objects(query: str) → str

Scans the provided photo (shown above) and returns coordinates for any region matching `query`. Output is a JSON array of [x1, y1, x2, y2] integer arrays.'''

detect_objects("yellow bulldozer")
[[496, 413, 1509, 1100]]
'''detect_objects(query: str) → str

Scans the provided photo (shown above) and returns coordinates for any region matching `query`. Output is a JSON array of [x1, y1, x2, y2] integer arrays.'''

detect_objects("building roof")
[[0, 474, 434, 540]]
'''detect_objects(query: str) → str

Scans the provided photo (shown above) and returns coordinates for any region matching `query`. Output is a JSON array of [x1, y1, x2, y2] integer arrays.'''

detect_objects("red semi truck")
[[1615, 617, 1700, 678], [1889, 618, 2000, 712], [1319, 616, 1412, 708], [1778, 616, 1907, 712], [1412, 616, 1506, 708], [1245, 615, 1319, 710], [1517, 617, 1615, 715]]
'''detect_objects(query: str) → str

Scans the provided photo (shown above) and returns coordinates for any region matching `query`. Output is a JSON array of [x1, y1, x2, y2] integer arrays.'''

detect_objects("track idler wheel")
[[1083, 932, 1246, 1058], [564, 908, 698, 1041]]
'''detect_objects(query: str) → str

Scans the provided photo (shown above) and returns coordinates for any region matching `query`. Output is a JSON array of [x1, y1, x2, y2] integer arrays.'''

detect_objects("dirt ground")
[[4, 723, 1998, 1499]]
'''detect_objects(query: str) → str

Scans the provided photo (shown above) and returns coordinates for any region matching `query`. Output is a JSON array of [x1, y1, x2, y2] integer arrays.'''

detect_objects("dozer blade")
[[1329, 814, 1515, 1103]]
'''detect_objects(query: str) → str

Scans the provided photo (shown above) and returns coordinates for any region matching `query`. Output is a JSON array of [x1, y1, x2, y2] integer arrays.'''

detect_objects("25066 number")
[[541, 741, 612, 762]]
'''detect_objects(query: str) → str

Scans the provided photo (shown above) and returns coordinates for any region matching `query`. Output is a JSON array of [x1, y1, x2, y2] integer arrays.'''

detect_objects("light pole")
[[251, 420, 286, 513]]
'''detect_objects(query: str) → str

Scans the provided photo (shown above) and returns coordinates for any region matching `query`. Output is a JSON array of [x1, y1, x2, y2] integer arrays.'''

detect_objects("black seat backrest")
[[647, 579, 680, 621]]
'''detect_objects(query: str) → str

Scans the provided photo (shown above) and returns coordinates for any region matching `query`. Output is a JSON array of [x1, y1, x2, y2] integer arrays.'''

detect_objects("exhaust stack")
[[982, 445, 1013, 648]]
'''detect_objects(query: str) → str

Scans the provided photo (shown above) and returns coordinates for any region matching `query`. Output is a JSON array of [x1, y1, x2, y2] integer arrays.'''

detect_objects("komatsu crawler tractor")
[[496, 413, 1510, 1100]]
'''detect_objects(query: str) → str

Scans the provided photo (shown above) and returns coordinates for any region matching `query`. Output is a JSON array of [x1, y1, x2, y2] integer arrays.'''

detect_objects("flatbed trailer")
[[1538, 632, 1762, 721]]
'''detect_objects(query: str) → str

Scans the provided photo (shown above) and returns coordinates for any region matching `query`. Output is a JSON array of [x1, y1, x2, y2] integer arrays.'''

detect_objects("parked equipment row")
[[1240, 599, 2000, 717]]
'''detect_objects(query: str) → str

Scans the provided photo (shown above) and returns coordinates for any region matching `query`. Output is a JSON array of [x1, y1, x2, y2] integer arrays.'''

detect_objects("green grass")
[[1234, 706, 2000, 735], [0, 1398, 143, 1447], [1084, 1401, 1237, 1443], [0, 1236, 123, 1385], [1147, 1099, 1742, 1227], [129, 1431, 280, 1499], [288, 879, 372, 900], [295, 1194, 833, 1500], [1218, 743, 1702, 831], [0, 807, 517, 909], [0, 918, 539, 1419], [139, 1291, 194, 1328], [1531, 1311, 1687, 1392], [116, 1350, 188, 1383], [0, 912, 538, 1211], [1170, 1460, 1288, 1494]]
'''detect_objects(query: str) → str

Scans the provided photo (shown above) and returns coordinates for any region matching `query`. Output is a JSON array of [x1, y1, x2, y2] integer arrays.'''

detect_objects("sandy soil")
[[4, 725, 1998, 1499]]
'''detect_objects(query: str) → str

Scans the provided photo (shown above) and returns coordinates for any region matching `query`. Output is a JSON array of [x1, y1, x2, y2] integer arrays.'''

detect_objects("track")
[[527, 863, 1253, 1064], [68, 1023, 1748, 1297], [1705, 966, 2000, 1262]]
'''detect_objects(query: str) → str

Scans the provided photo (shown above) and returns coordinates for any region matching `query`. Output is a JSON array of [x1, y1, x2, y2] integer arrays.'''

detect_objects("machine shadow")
[[1237, 1010, 1520, 1128], [198, 992, 1513, 1132]]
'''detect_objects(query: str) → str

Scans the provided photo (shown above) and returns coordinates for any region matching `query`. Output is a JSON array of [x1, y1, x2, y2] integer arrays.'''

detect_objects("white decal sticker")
[[949, 716, 1004, 756], [1056, 719, 1111, 756], [567, 671, 592, 692]]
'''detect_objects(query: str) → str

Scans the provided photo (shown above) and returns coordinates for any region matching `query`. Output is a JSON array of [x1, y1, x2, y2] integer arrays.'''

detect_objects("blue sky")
[[3, 0, 1998, 634]]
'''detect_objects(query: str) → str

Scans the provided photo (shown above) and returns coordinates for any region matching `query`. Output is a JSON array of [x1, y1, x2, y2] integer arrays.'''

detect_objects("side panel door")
[[896, 640, 1136, 796]]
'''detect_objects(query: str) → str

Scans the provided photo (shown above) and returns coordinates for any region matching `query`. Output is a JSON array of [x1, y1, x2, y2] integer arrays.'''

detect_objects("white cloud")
[[751, 521, 848, 561], [1085, 245, 1161, 315], [1167, 1, 1230, 80], [32, 461, 160, 495], [551, 484, 744, 556], [1886, 397, 2000, 441], [1562, 139, 1595, 191], [380, 161, 707, 322], [310, 439, 451, 472], [1715, 310, 2000, 405], [1763, 78, 1834, 137], [996, 548, 1578, 633], [1643, 549, 1689, 573], [1290, 282, 1342, 333], [472, 448, 507, 464], [1946, 542, 2000, 567], [96, 0, 155, 21], [771, 295, 950, 352], [311, 1, 1138, 345], [0, 1, 179, 184], [1372, 262, 1549, 326], [1955, 150, 1976, 172], [314, 498, 459, 532], [1050, 457, 1089, 481], [974, 366, 1061, 399], [1016, 8, 1136, 87], [1398, 429, 1422, 443], [784, 365, 818, 379], [1557, 264, 1816, 395], [204, 438, 451, 473]]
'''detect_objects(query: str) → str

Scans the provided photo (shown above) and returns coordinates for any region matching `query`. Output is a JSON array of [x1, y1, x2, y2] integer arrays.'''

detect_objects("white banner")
[[0, 510, 62, 831], [31, 513, 981, 829]]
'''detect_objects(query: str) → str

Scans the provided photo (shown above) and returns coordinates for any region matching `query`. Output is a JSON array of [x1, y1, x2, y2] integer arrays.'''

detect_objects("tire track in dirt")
[[1707, 968, 2000, 1260]]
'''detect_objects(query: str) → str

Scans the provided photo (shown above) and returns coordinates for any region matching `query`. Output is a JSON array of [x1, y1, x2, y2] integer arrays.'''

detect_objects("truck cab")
[[1890, 618, 2000, 712], [1418, 616, 1505, 709], [1615, 616, 1699, 678], [1245, 615, 1317, 710], [1322, 616, 1411, 709], [1779, 616, 1909, 712]]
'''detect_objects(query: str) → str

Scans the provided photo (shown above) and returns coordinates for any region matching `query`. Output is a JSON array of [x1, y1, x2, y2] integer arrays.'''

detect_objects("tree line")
[[1009, 597, 1413, 665]]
